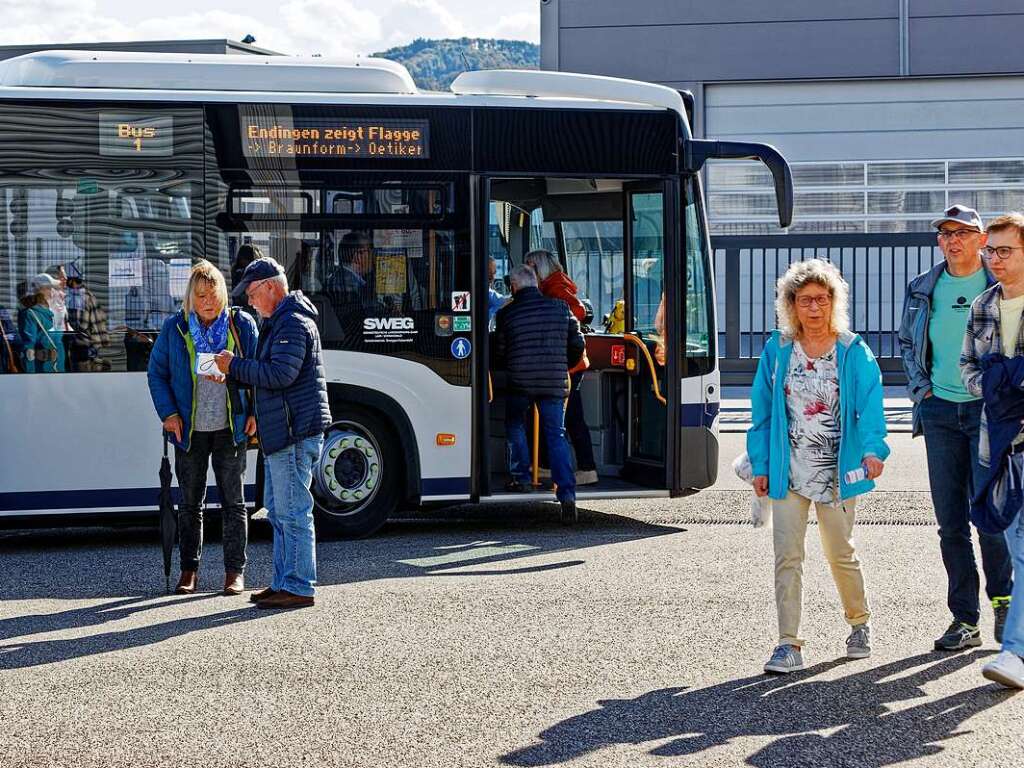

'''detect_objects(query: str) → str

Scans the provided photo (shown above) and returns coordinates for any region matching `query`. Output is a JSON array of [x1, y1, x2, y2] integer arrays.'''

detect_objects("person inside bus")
[[488, 256, 509, 328], [287, 241, 322, 295], [0, 302, 22, 373], [18, 273, 65, 373], [329, 230, 376, 305], [232, 243, 262, 319], [524, 249, 597, 485], [493, 264, 586, 522], [49, 263, 111, 372], [748, 259, 888, 674], [147, 260, 258, 596]]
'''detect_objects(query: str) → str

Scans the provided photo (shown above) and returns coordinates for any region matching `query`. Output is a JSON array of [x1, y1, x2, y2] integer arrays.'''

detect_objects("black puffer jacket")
[[229, 292, 332, 455], [493, 287, 585, 399]]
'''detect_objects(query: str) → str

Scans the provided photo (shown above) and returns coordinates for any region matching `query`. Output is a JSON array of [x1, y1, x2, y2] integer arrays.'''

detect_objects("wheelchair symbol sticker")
[[451, 337, 472, 359]]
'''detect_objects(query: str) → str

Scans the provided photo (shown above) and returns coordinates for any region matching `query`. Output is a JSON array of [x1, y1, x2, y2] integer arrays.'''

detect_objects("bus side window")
[[683, 200, 711, 360]]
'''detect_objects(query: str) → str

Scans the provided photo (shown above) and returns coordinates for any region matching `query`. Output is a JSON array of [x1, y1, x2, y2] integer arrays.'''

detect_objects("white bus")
[[0, 51, 792, 537]]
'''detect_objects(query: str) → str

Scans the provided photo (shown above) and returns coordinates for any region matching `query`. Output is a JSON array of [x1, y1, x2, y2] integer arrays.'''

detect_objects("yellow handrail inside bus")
[[488, 372, 493, 403], [623, 333, 667, 406]]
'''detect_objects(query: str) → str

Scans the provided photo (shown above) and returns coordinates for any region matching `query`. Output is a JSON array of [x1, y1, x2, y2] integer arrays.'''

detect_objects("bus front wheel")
[[311, 407, 401, 538]]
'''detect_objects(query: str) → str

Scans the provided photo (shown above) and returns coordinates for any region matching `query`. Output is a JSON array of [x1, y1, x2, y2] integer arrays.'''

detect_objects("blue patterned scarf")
[[188, 310, 229, 354]]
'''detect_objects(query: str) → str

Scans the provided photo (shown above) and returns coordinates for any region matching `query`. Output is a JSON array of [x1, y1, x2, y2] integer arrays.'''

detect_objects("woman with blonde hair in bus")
[[748, 258, 888, 674], [147, 260, 259, 595], [524, 249, 597, 484]]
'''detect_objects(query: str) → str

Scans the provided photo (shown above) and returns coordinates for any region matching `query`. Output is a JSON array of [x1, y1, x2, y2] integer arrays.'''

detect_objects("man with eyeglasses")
[[960, 212, 1024, 687], [898, 204, 1013, 653]]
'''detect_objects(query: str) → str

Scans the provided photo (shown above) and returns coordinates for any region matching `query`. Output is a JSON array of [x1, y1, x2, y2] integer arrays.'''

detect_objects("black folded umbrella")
[[158, 432, 176, 593]]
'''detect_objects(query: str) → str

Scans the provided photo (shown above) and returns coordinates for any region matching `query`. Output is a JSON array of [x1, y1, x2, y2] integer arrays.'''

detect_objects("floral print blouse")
[[784, 341, 841, 503]]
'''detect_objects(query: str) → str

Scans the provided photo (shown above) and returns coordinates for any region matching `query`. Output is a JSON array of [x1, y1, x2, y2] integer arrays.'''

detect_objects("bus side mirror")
[[683, 139, 794, 228]]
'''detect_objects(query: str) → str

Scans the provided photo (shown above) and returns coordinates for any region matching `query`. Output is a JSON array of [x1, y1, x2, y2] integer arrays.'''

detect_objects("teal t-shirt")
[[928, 267, 989, 402]]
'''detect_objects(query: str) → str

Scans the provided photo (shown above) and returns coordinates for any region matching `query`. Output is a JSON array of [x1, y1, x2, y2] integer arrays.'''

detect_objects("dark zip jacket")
[[228, 292, 332, 455], [492, 286, 585, 399]]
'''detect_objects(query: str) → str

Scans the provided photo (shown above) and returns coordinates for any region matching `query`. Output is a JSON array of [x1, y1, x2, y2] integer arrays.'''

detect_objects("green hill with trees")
[[373, 38, 539, 92]]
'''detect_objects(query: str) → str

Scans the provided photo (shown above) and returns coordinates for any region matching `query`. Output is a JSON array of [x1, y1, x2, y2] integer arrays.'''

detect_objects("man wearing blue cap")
[[899, 204, 1013, 650], [215, 257, 332, 609]]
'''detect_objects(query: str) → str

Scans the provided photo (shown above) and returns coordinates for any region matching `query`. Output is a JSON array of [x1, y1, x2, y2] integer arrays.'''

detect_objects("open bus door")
[[480, 176, 685, 500], [618, 181, 676, 489]]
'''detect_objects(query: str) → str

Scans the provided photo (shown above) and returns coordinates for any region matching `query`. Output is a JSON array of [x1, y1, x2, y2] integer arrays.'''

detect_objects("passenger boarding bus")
[[0, 51, 792, 537]]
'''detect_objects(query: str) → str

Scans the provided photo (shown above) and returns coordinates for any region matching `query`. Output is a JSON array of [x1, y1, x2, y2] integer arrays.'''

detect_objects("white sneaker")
[[764, 644, 804, 674], [574, 469, 598, 485], [982, 651, 1024, 689]]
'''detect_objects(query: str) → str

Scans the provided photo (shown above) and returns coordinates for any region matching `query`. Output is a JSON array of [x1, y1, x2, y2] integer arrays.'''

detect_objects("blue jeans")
[[506, 394, 576, 503], [1004, 511, 1024, 656], [920, 396, 1013, 625], [264, 435, 323, 597]]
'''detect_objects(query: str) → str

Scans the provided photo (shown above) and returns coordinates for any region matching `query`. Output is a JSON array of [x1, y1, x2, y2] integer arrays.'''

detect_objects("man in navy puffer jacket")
[[216, 257, 332, 609], [494, 264, 585, 523]]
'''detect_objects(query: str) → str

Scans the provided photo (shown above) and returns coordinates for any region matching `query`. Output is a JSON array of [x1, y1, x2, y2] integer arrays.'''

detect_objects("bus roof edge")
[[451, 70, 686, 120], [0, 50, 420, 95]]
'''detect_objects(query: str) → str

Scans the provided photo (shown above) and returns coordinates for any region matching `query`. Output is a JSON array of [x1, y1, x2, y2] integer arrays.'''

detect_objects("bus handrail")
[[622, 333, 667, 406]]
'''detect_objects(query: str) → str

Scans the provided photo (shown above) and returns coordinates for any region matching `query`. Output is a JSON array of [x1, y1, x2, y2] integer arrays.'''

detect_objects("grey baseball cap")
[[932, 203, 984, 231]]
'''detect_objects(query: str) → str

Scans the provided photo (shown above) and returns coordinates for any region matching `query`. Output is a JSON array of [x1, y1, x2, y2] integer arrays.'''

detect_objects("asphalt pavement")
[[0, 431, 1022, 767]]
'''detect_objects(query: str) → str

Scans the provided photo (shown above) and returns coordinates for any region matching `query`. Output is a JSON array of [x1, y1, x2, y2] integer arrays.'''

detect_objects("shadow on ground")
[[0, 593, 271, 671], [502, 651, 1017, 768], [0, 504, 680, 672]]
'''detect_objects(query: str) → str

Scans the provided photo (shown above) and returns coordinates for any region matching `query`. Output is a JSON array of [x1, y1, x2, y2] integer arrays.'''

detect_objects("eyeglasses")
[[937, 229, 979, 241], [244, 279, 268, 299], [983, 245, 1024, 260], [795, 295, 832, 308]]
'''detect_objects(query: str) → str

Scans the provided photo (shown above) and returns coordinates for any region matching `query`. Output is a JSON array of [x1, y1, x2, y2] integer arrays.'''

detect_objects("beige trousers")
[[773, 490, 871, 647]]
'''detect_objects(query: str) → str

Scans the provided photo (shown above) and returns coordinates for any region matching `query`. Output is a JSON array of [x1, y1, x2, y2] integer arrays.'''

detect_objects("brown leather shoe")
[[223, 572, 244, 596], [256, 590, 314, 609], [249, 587, 276, 604], [174, 570, 197, 595]]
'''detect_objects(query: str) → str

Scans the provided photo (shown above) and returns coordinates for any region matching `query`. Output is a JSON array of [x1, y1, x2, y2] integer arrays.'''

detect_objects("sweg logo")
[[364, 317, 414, 331]]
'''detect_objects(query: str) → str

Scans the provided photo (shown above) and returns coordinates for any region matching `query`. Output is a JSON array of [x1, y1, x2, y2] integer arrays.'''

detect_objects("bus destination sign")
[[242, 119, 429, 159], [99, 114, 174, 156]]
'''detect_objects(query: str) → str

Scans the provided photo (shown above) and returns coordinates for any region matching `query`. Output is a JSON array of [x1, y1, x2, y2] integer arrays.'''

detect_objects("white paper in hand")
[[196, 352, 225, 381]]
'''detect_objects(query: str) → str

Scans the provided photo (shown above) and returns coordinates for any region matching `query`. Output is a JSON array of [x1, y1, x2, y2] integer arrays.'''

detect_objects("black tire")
[[311, 406, 403, 538]]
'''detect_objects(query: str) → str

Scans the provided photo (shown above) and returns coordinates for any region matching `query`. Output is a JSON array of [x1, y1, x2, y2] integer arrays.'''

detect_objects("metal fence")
[[712, 233, 942, 386]]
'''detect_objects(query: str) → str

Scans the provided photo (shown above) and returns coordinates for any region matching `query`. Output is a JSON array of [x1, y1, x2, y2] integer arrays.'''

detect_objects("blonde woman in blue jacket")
[[748, 259, 889, 674]]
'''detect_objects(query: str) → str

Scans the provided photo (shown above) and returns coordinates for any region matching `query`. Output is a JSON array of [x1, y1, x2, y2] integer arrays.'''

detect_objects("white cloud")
[[375, 0, 466, 51], [279, 0, 383, 56], [0, 0, 539, 57], [490, 11, 539, 42]]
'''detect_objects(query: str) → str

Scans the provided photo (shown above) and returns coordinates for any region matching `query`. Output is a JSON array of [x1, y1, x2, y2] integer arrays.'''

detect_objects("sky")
[[3, 0, 539, 57]]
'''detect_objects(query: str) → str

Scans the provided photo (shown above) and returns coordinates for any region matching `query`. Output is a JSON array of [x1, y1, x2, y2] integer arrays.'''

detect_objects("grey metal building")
[[541, 0, 1024, 381], [0, 39, 279, 62]]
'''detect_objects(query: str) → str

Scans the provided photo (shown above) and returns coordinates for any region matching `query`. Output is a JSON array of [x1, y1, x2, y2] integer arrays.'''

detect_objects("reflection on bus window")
[[631, 192, 664, 334], [0, 176, 198, 373], [684, 200, 711, 358], [328, 186, 447, 216], [563, 220, 623, 330]]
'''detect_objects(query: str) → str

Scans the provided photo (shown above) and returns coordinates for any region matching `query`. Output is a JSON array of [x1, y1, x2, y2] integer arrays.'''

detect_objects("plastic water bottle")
[[845, 465, 868, 484]]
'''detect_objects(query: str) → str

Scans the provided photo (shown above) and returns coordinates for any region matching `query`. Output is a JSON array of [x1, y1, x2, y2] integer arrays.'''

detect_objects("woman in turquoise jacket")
[[748, 259, 889, 676], [19, 273, 65, 373]]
